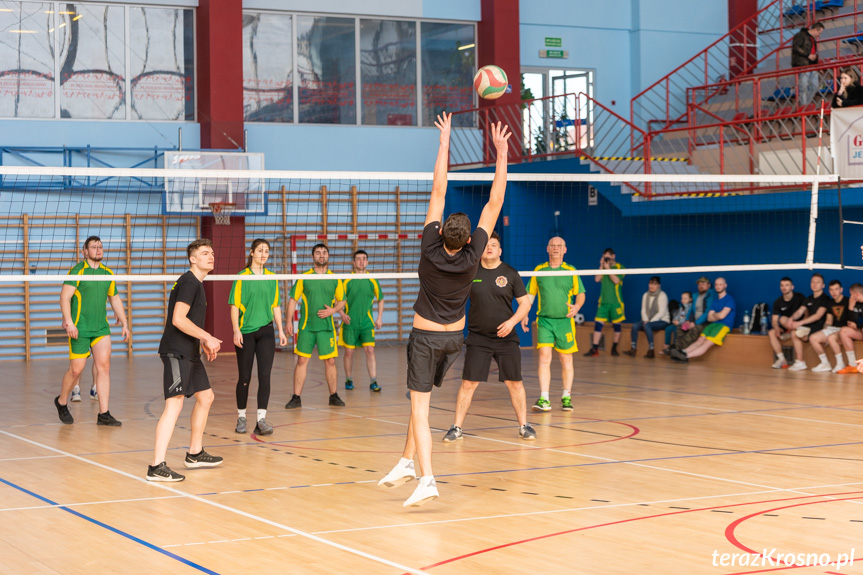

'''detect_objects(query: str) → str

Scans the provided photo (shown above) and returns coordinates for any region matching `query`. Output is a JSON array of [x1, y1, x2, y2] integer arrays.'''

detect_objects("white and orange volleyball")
[[473, 65, 508, 100]]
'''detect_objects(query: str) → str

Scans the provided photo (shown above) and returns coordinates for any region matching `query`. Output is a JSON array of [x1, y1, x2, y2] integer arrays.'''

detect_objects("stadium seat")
[[764, 87, 795, 101]]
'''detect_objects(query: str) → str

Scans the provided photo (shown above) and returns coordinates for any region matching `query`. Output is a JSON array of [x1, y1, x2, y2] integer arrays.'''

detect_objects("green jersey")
[[598, 262, 625, 307], [343, 276, 383, 330], [229, 267, 280, 334], [527, 262, 585, 319], [63, 261, 117, 334], [290, 268, 344, 332]]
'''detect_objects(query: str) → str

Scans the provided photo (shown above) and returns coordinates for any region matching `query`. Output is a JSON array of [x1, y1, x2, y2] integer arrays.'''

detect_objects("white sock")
[[561, 390, 571, 398], [238, 409, 246, 418], [399, 457, 414, 468], [835, 354, 845, 366], [540, 391, 550, 401], [420, 475, 435, 486], [818, 353, 829, 365], [776, 352, 785, 361], [848, 350, 857, 364], [257, 409, 266, 421]]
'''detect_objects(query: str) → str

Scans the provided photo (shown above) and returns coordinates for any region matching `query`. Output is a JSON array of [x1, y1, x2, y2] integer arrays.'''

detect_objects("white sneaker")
[[832, 362, 847, 374], [70, 386, 81, 402], [779, 331, 792, 341], [378, 460, 416, 488], [788, 360, 808, 371], [90, 384, 98, 401], [403, 477, 439, 507], [771, 357, 788, 369], [812, 362, 833, 372]]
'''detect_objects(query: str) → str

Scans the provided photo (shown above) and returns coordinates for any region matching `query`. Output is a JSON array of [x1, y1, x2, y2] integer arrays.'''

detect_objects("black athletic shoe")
[[147, 461, 185, 482], [184, 449, 223, 468], [584, 348, 599, 357], [97, 411, 122, 426], [610, 345, 620, 357], [329, 393, 346, 407], [54, 396, 73, 424], [285, 394, 302, 409], [669, 349, 689, 362]]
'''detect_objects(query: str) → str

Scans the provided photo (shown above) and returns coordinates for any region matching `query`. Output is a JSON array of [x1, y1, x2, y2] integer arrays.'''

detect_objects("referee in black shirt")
[[442, 231, 535, 442]]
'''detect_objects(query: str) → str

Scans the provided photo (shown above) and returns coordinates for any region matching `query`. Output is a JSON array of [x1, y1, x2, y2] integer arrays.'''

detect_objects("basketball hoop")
[[208, 202, 236, 226]]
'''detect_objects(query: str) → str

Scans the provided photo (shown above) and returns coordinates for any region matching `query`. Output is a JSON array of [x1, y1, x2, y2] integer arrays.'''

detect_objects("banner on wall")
[[830, 107, 863, 178]]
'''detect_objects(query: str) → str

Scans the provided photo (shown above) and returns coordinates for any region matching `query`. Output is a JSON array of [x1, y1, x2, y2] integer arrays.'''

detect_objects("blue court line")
[[0, 476, 221, 575]]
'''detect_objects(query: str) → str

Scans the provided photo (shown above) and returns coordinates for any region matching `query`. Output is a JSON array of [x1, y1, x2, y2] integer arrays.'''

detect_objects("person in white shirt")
[[624, 276, 670, 359]]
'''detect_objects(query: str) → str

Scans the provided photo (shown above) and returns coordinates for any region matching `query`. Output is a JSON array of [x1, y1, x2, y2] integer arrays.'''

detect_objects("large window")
[[297, 16, 355, 124], [0, 1, 194, 120], [421, 22, 474, 126], [360, 19, 416, 126], [243, 12, 292, 122]]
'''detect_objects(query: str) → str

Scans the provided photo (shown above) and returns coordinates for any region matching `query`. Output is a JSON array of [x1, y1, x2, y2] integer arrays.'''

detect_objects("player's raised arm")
[[477, 122, 511, 237], [426, 112, 452, 226]]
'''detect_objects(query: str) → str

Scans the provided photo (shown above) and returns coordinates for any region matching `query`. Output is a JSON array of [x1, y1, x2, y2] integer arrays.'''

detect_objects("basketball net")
[[208, 202, 236, 226]]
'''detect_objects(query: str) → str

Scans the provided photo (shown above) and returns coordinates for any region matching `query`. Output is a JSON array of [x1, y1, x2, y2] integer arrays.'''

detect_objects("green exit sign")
[[539, 49, 568, 59], [545, 37, 562, 47]]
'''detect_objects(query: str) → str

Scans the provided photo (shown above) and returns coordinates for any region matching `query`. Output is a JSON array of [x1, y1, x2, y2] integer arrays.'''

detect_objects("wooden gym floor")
[[1, 346, 861, 574]]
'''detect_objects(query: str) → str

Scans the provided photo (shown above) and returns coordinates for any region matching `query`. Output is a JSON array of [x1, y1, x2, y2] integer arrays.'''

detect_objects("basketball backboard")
[[162, 151, 267, 215]]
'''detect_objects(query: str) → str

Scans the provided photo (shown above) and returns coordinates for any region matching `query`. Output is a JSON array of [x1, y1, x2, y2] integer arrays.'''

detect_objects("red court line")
[[407, 491, 863, 574]]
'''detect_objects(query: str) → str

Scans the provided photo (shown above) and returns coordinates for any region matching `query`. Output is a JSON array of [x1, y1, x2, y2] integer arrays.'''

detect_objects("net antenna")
[[208, 202, 236, 226]]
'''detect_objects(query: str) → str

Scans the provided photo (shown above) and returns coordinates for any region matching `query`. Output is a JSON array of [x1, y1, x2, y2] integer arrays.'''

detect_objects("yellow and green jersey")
[[63, 261, 116, 334], [598, 262, 625, 307], [289, 268, 344, 332], [527, 262, 585, 319], [228, 267, 280, 334], [343, 275, 383, 330]]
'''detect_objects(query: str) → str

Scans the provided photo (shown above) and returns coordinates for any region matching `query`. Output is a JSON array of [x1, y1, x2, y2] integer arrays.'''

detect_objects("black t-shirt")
[[467, 262, 527, 342], [773, 292, 805, 318], [802, 292, 831, 332], [413, 221, 489, 324], [850, 300, 863, 326], [826, 296, 850, 327], [159, 270, 207, 358]]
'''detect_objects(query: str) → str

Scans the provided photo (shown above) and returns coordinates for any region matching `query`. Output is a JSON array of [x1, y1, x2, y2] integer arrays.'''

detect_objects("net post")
[[806, 178, 819, 268], [23, 213, 30, 362], [839, 177, 844, 269]]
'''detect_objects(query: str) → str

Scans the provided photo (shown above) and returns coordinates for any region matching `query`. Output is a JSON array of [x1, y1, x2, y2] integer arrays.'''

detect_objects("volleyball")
[[473, 65, 508, 100]]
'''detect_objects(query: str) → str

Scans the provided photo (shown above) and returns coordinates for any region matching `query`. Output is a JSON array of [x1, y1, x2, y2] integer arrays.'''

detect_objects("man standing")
[[768, 277, 806, 369], [442, 231, 535, 443], [55, 235, 129, 426], [339, 249, 384, 392], [148, 238, 223, 482], [285, 244, 347, 408], [521, 237, 585, 412], [378, 114, 510, 507], [670, 277, 735, 362], [585, 248, 624, 357], [791, 22, 824, 107]]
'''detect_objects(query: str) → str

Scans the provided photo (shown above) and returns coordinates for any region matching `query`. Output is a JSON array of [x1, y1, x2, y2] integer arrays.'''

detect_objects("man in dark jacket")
[[792, 23, 824, 106]]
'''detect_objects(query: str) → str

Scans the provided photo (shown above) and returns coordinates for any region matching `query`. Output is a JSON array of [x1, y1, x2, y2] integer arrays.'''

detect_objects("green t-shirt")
[[599, 262, 625, 306], [229, 268, 280, 334], [63, 261, 117, 334], [527, 262, 585, 318], [343, 276, 383, 330], [289, 269, 344, 332]]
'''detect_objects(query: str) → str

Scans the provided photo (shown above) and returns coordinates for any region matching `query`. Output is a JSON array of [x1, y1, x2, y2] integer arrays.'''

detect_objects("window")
[[243, 12, 292, 122], [360, 19, 416, 126], [297, 16, 355, 124], [0, 2, 55, 118], [420, 22, 475, 126]]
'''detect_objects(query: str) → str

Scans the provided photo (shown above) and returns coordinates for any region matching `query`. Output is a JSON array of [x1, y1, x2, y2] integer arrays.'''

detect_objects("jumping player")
[[339, 249, 384, 392]]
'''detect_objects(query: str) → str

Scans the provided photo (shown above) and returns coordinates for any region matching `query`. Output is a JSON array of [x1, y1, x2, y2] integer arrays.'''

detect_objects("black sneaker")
[[519, 424, 537, 440], [285, 394, 302, 409], [329, 393, 345, 407], [97, 411, 122, 426], [584, 347, 599, 357], [610, 345, 620, 357], [345, 379, 354, 390], [147, 461, 185, 482], [184, 449, 223, 468], [54, 396, 73, 424], [442, 425, 463, 442]]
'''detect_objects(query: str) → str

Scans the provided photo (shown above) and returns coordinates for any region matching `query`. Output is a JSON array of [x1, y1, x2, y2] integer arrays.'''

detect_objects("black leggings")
[[235, 323, 275, 410]]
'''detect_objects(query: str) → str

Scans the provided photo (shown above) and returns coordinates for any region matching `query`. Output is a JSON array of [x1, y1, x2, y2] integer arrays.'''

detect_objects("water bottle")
[[761, 312, 769, 335], [742, 309, 751, 334]]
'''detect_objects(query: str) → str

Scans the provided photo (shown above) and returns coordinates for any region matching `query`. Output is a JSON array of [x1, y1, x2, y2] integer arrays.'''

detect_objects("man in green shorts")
[[338, 249, 384, 392], [585, 247, 625, 357], [285, 243, 346, 409], [55, 235, 129, 426], [520, 236, 585, 412]]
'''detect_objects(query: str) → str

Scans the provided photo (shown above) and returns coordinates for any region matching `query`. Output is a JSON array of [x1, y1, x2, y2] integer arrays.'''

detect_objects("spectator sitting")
[[768, 277, 806, 369], [809, 280, 849, 373], [836, 282, 863, 374], [791, 22, 824, 107], [663, 291, 692, 354], [832, 69, 863, 109], [673, 276, 716, 351], [624, 276, 669, 359], [787, 273, 831, 371], [669, 277, 735, 362]]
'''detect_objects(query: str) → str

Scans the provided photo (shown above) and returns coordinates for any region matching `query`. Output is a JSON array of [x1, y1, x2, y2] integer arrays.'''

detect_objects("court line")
[[0, 494, 183, 512], [0, 476, 221, 575], [0, 429, 430, 575]]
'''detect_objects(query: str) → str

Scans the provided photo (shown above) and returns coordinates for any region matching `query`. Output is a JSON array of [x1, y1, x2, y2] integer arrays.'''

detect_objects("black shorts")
[[161, 354, 211, 399], [406, 328, 464, 393], [462, 333, 522, 383]]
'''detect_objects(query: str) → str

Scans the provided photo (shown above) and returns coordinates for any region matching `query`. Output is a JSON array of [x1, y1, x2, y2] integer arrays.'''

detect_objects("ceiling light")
[[457, 43, 475, 51]]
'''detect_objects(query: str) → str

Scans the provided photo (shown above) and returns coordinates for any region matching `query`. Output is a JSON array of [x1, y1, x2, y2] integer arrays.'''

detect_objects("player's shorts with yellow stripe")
[[69, 326, 111, 359], [295, 328, 338, 359], [702, 323, 731, 346], [595, 302, 626, 323], [339, 325, 375, 348], [537, 316, 578, 353]]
